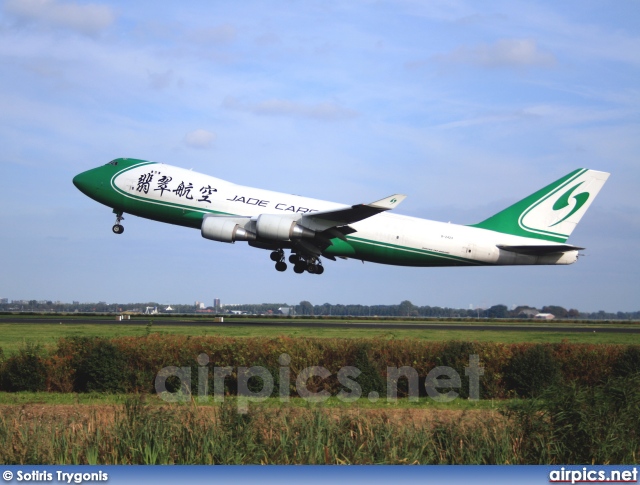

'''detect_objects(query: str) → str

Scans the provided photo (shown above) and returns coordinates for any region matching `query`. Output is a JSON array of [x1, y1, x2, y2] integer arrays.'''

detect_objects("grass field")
[[0, 319, 638, 355], [1, 314, 638, 464], [0, 398, 509, 464], [1, 377, 637, 464], [0, 391, 503, 411]]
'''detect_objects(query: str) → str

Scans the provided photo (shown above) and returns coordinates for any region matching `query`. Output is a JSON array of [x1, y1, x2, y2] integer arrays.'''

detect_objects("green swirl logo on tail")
[[550, 182, 589, 227]]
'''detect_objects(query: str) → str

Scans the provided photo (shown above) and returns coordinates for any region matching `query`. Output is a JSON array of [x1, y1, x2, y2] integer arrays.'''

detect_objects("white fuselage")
[[111, 162, 578, 267]]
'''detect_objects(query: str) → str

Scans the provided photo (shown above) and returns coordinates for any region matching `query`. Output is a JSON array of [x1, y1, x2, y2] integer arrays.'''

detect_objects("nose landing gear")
[[112, 212, 125, 234]]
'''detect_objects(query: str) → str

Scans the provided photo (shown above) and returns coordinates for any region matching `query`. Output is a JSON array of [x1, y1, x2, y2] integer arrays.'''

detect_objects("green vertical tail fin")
[[470, 168, 610, 242]]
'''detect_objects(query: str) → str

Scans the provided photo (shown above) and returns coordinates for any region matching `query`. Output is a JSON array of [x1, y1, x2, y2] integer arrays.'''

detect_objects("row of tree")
[[2, 300, 637, 320], [291, 301, 638, 320]]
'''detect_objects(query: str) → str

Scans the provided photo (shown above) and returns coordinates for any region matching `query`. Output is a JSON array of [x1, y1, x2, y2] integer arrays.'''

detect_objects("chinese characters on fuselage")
[[136, 172, 216, 204], [134, 171, 316, 212]]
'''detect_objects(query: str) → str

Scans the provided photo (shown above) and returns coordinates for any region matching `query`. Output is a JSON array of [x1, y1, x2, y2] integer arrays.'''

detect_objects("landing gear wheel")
[[270, 251, 281, 262], [293, 263, 305, 274], [275, 261, 287, 272], [316, 265, 324, 275], [112, 212, 125, 235], [307, 263, 317, 274], [289, 254, 299, 264]]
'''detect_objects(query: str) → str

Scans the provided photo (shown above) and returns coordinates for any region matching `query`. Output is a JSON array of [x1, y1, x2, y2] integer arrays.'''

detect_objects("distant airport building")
[[214, 298, 221, 312], [278, 307, 293, 316], [534, 313, 555, 320]]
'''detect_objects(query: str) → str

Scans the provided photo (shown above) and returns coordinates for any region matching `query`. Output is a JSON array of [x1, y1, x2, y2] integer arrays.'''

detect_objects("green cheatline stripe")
[[105, 165, 480, 265], [517, 168, 588, 240], [346, 235, 484, 265], [109, 161, 233, 217]]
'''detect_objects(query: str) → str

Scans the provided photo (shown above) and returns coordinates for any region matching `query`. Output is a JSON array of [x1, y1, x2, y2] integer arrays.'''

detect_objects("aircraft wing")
[[300, 194, 406, 232], [497, 244, 584, 255]]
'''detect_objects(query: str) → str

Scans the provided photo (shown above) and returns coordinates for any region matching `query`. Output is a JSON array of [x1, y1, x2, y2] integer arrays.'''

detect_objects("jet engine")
[[254, 214, 315, 241], [201, 215, 256, 243]]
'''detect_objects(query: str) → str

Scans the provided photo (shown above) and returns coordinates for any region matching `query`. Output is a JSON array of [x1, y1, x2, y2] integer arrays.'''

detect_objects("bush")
[[434, 341, 477, 399], [351, 345, 385, 399], [46, 335, 640, 399], [504, 344, 560, 398], [241, 360, 279, 398], [612, 345, 640, 377], [504, 374, 640, 464], [0, 344, 47, 392], [73, 340, 128, 393]]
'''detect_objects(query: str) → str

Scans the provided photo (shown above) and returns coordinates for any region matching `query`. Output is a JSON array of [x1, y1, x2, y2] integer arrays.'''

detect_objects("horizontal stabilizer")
[[497, 244, 584, 255]]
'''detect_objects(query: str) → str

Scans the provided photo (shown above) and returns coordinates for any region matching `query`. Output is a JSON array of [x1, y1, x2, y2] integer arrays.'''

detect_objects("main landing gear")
[[270, 249, 287, 272], [112, 212, 124, 234], [270, 250, 324, 275]]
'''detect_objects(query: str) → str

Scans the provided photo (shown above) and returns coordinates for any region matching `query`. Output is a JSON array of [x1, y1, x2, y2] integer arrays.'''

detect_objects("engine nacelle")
[[255, 214, 315, 241], [201, 215, 256, 243]]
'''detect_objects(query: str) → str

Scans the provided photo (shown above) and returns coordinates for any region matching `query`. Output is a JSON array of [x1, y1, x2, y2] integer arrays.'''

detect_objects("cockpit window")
[[107, 160, 119, 166]]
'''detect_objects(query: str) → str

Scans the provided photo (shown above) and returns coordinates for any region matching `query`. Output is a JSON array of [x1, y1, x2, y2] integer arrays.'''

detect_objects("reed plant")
[[1, 374, 637, 465]]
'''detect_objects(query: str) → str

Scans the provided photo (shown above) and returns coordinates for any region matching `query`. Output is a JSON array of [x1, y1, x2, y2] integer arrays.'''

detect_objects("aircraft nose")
[[73, 170, 95, 195]]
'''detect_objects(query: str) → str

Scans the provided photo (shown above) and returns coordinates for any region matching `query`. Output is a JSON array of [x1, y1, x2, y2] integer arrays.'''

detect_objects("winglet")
[[368, 194, 407, 210]]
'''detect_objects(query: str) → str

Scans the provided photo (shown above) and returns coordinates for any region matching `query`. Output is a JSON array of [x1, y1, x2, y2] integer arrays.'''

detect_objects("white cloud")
[[435, 104, 631, 130], [494, 2, 640, 67], [223, 97, 358, 121], [436, 38, 556, 69], [184, 129, 216, 149], [4, 0, 115, 36]]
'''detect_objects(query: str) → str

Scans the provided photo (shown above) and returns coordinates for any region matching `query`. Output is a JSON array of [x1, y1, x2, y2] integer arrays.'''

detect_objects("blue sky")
[[0, 0, 638, 311]]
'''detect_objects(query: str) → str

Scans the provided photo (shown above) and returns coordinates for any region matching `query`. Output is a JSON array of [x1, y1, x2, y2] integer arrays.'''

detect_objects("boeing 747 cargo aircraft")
[[73, 159, 609, 275]]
